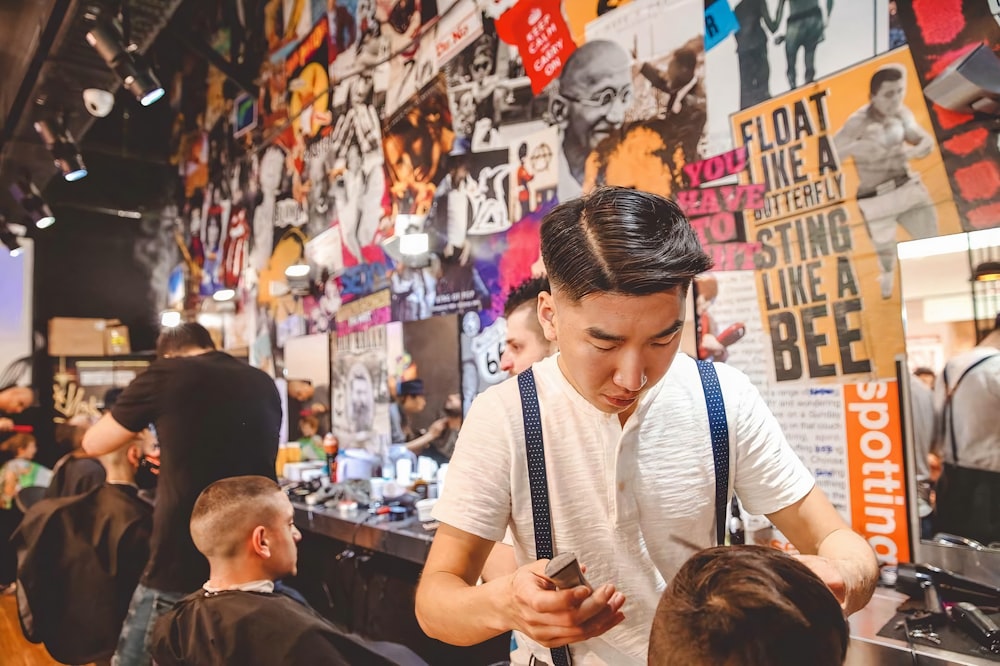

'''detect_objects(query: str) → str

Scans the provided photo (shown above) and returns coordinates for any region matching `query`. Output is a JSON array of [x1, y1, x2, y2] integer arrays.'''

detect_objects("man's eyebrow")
[[652, 320, 685, 339], [584, 319, 684, 343], [585, 327, 625, 343]]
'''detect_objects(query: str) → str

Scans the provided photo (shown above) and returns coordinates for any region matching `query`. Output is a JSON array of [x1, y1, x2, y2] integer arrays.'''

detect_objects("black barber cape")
[[152, 589, 429, 666], [12, 484, 152, 664]]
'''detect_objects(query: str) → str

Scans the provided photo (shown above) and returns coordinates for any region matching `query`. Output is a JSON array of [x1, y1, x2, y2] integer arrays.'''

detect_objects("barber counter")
[[290, 501, 510, 666]]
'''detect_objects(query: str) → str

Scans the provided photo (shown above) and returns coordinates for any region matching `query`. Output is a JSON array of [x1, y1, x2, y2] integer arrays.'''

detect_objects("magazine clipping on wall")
[[731, 47, 961, 386], [893, 0, 1000, 231], [704, 0, 890, 155]]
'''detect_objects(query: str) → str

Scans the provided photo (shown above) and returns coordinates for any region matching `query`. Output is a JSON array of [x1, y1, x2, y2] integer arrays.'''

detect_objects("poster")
[[444, 15, 547, 154], [704, 0, 890, 155], [331, 323, 390, 457], [894, 0, 1000, 231], [382, 75, 455, 217], [573, 0, 707, 200], [731, 48, 961, 383], [845, 379, 909, 565]]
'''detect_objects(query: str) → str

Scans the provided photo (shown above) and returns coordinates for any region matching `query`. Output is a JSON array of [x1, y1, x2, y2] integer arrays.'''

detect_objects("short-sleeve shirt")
[[433, 353, 814, 665], [112, 351, 281, 593]]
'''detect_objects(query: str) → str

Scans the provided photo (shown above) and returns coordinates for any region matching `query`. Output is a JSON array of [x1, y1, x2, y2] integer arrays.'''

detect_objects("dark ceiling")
[[0, 0, 189, 232]]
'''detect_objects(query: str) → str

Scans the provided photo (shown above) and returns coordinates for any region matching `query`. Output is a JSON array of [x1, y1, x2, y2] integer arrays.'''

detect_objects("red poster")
[[495, 0, 575, 93]]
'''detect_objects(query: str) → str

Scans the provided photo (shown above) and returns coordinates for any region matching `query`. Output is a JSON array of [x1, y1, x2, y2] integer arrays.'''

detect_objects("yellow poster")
[[731, 47, 961, 383]]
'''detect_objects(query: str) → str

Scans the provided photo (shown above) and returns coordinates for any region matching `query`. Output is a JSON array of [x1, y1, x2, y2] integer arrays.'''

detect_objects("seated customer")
[[648, 545, 848, 665], [47, 389, 128, 499], [152, 476, 427, 666], [13, 434, 153, 665], [46, 415, 105, 499], [0, 433, 52, 509]]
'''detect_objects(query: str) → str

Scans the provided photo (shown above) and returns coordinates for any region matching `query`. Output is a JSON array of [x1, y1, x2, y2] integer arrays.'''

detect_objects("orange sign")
[[844, 380, 910, 565]]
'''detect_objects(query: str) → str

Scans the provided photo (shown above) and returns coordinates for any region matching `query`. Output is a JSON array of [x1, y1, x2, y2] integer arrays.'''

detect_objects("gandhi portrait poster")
[[571, 0, 707, 201], [731, 47, 960, 383]]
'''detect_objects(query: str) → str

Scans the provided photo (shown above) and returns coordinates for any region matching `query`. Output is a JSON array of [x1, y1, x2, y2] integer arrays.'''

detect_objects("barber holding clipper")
[[415, 188, 878, 665]]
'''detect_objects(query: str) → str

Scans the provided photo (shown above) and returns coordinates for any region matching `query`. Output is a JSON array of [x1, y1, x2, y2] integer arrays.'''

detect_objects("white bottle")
[[395, 457, 413, 484]]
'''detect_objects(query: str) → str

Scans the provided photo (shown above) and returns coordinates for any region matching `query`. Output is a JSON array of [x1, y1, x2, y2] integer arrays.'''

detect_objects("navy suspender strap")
[[696, 359, 731, 547], [517, 368, 571, 666], [941, 353, 998, 464]]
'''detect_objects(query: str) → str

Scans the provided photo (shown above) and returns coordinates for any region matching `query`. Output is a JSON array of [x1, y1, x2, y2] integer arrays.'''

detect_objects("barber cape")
[[12, 484, 152, 664], [152, 589, 429, 666]]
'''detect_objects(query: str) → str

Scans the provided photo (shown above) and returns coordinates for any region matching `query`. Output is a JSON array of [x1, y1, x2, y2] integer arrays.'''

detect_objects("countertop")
[[293, 500, 435, 565]]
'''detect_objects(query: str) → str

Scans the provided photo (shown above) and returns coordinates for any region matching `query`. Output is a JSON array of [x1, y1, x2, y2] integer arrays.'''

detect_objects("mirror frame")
[[897, 355, 1000, 586]]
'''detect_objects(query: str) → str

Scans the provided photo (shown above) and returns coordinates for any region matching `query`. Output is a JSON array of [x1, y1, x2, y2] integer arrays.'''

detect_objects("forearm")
[[817, 527, 879, 615], [415, 571, 512, 645], [404, 430, 436, 454]]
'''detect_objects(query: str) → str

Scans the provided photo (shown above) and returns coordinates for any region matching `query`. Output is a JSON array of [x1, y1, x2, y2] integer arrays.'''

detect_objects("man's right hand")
[[0, 418, 14, 432], [506, 559, 626, 648], [427, 418, 448, 439]]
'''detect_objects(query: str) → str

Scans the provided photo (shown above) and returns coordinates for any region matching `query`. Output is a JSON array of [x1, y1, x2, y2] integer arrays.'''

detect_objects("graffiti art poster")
[[731, 48, 961, 383], [383, 74, 455, 217], [571, 0, 707, 201], [428, 147, 509, 317], [703, 0, 889, 155], [894, 0, 1000, 231]]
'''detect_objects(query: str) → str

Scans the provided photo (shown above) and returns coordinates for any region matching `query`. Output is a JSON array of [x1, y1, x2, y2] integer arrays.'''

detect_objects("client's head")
[[190, 476, 301, 583], [649, 545, 848, 666]]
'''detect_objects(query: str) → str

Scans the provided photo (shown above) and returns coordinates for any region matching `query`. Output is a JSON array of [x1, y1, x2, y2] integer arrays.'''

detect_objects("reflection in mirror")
[[898, 229, 1000, 585]]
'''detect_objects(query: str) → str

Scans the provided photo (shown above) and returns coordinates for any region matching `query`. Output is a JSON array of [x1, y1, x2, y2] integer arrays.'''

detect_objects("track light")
[[9, 177, 55, 229], [973, 261, 1000, 282], [85, 17, 164, 107], [33, 118, 88, 181], [0, 219, 24, 258]]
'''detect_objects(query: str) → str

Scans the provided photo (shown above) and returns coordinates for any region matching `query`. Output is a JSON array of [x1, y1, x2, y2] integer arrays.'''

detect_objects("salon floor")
[[0, 592, 99, 666]]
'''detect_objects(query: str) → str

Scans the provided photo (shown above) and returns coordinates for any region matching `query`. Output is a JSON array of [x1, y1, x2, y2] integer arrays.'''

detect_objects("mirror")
[[898, 228, 1000, 585]]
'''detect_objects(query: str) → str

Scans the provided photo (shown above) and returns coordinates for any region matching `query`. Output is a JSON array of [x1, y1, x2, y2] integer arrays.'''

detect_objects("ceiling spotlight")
[[82, 88, 115, 117], [9, 177, 55, 229], [284, 263, 310, 278], [159, 310, 182, 327], [33, 118, 88, 181], [0, 222, 23, 258], [86, 18, 164, 107]]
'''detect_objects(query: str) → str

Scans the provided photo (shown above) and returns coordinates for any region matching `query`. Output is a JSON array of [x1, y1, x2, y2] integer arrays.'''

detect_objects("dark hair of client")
[[649, 545, 848, 666], [540, 186, 712, 302], [156, 322, 217, 358], [504, 277, 551, 318]]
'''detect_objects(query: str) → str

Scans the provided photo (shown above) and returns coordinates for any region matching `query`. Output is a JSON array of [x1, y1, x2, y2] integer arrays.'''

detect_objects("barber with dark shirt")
[[82, 323, 281, 666]]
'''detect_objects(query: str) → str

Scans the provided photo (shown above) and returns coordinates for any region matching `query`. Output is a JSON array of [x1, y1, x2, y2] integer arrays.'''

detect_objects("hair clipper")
[[544, 553, 591, 591], [950, 602, 1000, 654]]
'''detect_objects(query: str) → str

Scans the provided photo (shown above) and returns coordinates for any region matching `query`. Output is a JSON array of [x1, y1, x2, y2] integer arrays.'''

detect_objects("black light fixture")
[[33, 118, 88, 182], [973, 260, 1000, 282], [85, 16, 165, 107], [9, 176, 55, 229]]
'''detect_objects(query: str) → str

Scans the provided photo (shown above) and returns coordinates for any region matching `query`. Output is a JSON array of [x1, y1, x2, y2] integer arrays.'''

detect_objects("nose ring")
[[639, 374, 648, 388]]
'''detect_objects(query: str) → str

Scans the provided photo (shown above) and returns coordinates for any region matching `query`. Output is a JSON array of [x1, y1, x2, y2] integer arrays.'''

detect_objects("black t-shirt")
[[111, 351, 281, 593]]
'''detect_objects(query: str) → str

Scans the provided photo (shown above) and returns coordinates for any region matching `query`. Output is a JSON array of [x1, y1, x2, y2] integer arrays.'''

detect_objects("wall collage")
[[166, 0, 1000, 565]]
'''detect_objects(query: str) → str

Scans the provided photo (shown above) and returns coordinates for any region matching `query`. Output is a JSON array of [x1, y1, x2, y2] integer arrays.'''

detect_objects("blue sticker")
[[704, 0, 739, 51]]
